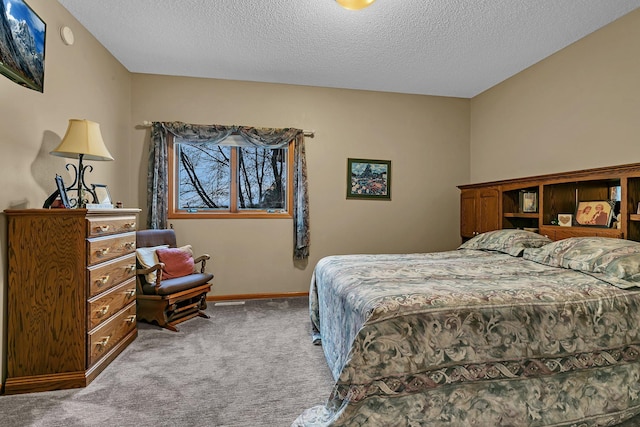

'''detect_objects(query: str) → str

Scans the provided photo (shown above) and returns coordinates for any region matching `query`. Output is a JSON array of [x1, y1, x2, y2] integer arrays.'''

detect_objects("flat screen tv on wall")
[[0, 0, 45, 92]]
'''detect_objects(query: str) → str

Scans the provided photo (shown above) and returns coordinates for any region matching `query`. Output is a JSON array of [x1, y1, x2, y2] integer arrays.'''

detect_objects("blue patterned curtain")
[[147, 121, 310, 259]]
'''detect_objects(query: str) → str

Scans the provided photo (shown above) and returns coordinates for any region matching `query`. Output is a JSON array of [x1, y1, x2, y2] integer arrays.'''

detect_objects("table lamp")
[[50, 119, 114, 208]]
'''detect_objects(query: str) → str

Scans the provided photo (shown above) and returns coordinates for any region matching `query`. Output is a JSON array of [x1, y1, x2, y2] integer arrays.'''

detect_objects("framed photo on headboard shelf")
[[575, 201, 614, 227], [519, 190, 537, 213]]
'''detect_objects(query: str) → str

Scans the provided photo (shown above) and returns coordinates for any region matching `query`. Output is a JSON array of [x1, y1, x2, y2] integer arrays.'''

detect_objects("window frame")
[[167, 132, 294, 219]]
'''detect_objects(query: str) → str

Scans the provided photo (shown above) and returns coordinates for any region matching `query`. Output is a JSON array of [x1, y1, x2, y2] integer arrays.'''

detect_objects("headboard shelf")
[[458, 163, 640, 242]]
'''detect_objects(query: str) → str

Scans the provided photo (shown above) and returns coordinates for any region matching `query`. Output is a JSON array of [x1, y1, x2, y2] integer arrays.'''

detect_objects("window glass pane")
[[176, 142, 231, 210], [237, 147, 287, 211]]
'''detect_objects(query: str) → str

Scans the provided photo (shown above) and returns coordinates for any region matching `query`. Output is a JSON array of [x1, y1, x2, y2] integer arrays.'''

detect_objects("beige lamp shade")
[[336, 0, 375, 10], [51, 119, 114, 161]]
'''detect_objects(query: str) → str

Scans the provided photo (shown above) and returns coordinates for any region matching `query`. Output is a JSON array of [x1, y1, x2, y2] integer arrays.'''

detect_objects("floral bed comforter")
[[293, 249, 640, 426]]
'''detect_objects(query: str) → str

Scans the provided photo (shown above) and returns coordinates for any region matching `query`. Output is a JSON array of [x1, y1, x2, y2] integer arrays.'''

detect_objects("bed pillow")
[[521, 240, 563, 267], [588, 253, 640, 289], [523, 237, 640, 269], [458, 229, 552, 257], [136, 244, 170, 283], [156, 247, 196, 280], [523, 237, 640, 288]]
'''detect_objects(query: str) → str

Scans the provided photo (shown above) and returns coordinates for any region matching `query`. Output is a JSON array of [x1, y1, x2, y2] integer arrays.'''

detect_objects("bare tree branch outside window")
[[176, 142, 287, 211]]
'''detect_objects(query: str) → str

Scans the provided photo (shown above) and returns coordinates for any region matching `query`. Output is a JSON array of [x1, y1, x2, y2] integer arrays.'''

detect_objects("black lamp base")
[[65, 154, 97, 208]]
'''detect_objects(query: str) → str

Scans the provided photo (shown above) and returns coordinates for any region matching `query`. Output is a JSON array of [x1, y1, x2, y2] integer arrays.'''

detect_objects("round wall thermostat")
[[60, 26, 75, 46]]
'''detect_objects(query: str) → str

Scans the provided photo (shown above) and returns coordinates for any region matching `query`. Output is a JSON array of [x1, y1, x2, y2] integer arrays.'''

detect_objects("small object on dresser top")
[[85, 203, 114, 209]]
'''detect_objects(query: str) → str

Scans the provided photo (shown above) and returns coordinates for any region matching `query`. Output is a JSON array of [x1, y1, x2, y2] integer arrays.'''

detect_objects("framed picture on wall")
[[0, 0, 46, 92], [347, 158, 391, 200]]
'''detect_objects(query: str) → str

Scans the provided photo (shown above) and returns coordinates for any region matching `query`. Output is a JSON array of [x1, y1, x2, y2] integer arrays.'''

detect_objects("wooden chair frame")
[[135, 230, 212, 331]]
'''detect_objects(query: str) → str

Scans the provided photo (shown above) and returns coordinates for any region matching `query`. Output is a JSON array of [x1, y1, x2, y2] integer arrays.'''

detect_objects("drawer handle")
[[125, 289, 136, 298], [126, 315, 136, 324], [124, 222, 136, 229], [97, 225, 110, 233], [97, 336, 111, 349], [97, 305, 110, 318], [96, 275, 110, 286], [126, 264, 136, 273], [124, 242, 135, 250], [97, 248, 110, 257]]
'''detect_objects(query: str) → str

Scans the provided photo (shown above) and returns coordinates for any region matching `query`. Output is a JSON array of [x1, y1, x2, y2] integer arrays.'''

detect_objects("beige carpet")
[[0, 297, 334, 427], [3, 296, 639, 426]]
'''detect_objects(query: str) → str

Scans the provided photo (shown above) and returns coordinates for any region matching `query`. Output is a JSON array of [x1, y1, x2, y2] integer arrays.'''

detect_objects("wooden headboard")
[[458, 162, 640, 242]]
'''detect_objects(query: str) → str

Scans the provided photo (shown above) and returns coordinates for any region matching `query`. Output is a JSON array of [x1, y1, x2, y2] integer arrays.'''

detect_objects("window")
[[168, 133, 293, 218]]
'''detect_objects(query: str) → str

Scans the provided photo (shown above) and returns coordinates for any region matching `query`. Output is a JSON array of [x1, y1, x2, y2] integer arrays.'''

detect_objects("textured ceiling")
[[57, 0, 640, 98]]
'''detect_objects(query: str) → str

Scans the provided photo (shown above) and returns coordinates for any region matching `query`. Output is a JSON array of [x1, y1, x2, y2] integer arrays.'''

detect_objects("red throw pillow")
[[156, 247, 195, 280]]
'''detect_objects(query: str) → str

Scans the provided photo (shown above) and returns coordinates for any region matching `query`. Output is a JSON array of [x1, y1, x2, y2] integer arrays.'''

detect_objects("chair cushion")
[[136, 244, 169, 283], [156, 247, 195, 279], [142, 273, 214, 296]]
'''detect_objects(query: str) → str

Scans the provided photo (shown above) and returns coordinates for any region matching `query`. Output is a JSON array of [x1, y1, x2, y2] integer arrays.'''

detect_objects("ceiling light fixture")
[[336, 0, 375, 11]]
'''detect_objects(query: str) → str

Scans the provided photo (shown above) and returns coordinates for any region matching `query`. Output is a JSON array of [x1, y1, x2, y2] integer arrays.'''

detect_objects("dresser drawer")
[[87, 232, 136, 266], [88, 253, 136, 297], [87, 216, 137, 237], [88, 278, 136, 330], [88, 302, 136, 366]]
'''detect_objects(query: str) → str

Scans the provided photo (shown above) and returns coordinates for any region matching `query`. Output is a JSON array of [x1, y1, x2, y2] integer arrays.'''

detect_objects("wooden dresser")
[[4, 208, 141, 394]]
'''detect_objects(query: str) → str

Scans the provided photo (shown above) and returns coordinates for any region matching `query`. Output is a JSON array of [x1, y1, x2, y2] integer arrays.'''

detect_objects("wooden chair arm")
[[136, 263, 165, 288], [194, 254, 211, 274]]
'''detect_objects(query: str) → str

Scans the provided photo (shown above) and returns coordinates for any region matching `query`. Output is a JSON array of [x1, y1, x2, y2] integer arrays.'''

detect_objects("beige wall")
[[131, 75, 470, 297], [0, 0, 132, 382], [469, 8, 640, 184]]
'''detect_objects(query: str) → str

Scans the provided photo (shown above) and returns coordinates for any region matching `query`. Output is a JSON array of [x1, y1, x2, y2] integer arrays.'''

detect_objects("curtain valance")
[[147, 121, 310, 259]]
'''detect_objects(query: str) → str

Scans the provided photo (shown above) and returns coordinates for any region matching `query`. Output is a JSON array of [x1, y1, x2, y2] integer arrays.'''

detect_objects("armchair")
[[135, 229, 213, 331]]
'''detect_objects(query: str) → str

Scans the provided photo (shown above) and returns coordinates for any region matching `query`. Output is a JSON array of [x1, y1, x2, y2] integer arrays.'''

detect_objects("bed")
[[293, 230, 640, 426]]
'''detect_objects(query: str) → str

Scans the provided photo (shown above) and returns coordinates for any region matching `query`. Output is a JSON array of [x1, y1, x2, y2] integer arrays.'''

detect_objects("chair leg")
[[164, 323, 179, 332]]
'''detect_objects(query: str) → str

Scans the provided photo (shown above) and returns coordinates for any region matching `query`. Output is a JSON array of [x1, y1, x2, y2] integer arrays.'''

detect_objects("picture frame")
[[557, 214, 573, 227], [43, 174, 70, 208], [610, 185, 621, 202], [575, 200, 614, 227], [55, 174, 71, 208], [519, 190, 538, 213], [347, 158, 391, 200], [91, 184, 112, 205], [0, 0, 46, 92]]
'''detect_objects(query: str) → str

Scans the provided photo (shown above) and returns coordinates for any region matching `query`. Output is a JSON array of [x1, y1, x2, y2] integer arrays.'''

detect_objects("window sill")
[[168, 212, 292, 219]]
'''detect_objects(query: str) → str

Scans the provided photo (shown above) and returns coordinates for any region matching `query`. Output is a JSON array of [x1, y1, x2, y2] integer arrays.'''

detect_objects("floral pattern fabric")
[[294, 250, 640, 426], [523, 237, 640, 289], [458, 229, 552, 256]]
